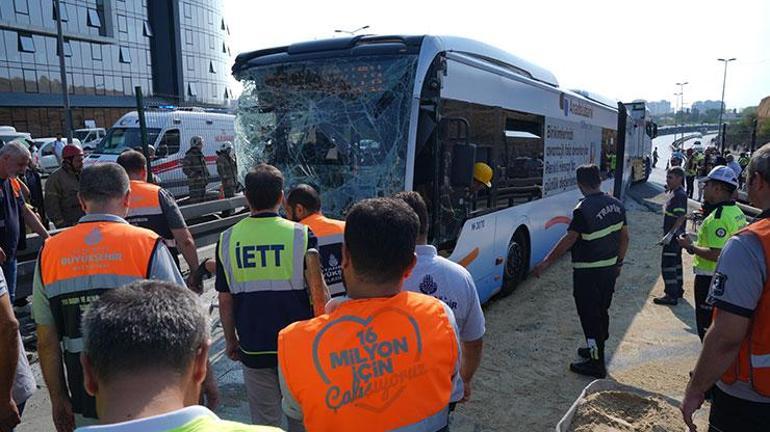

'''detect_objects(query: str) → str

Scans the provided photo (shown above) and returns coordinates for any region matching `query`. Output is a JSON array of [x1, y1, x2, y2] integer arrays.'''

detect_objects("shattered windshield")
[[235, 55, 418, 218]]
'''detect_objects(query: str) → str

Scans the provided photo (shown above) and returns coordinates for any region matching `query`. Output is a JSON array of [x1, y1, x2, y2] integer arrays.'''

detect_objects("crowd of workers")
[[0, 129, 768, 432]]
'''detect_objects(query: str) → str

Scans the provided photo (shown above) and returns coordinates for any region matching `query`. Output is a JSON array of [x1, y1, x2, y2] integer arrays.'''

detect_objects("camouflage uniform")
[[216, 150, 238, 198], [44, 164, 84, 228], [182, 146, 209, 203]]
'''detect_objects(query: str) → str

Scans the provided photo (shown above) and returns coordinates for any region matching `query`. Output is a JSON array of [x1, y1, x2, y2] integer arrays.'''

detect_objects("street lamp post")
[[54, 0, 73, 144], [334, 25, 370, 35], [717, 57, 736, 151], [675, 81, 688, 143]]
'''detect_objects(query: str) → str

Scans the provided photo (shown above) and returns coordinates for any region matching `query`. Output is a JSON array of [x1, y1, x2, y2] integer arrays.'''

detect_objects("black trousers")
[[686, 175, 696, 198], [694, 275, 713, 341], [661, 242, 684, 298], [709, 386, 770, 432], [573, 267, 617, 350]]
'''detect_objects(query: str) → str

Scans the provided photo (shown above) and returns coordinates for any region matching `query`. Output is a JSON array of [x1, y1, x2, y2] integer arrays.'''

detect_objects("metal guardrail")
[[14, 195, 248, 299]]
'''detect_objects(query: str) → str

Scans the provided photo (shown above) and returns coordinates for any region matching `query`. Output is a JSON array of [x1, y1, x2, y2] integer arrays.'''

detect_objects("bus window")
[[601, 128, 617, 178], [158, 129, 181, 156]]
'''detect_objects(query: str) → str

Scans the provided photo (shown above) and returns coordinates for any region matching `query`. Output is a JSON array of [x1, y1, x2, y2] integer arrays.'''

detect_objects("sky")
[[222, 0, 770, 110]]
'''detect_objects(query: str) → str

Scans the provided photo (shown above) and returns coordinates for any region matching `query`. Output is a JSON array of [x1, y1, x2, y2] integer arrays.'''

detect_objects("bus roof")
[[232, 34, 559, 87]]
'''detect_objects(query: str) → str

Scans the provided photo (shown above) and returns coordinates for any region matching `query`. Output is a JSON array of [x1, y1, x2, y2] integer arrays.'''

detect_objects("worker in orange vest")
[[285, 184, 346, 297], [278, 198, 461, 432], [31, 163, 187, 429], [116, 150, 200, 291], [682, 147, 770, 432]]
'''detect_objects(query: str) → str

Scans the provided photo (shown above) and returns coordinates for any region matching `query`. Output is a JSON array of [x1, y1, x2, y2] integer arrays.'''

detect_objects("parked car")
[[73, 128, 106, 152], [0, 126, 32, 146], [32, 137, 81, 175]]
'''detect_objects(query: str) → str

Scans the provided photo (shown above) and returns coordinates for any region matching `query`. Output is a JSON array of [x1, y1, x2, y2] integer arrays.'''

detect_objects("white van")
[[85, 107, 235, 197], [73, 128, 106, 152]]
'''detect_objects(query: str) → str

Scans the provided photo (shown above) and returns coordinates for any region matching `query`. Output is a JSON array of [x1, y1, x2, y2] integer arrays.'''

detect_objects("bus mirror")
[[450, 144, 476, 187]]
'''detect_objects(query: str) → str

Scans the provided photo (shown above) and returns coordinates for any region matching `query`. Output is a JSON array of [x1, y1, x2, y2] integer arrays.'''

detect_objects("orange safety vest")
[[127, 180, 175, 247], [717, 218, 770, 396], [39, 219, 160, 418], [300, 213, 346, 297], [278, 291, 457, 432]]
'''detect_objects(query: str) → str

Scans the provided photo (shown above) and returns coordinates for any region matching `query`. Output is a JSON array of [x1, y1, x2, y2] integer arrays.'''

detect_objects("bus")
[[624, 101, 657, 182], [232, 35, 645, 303]]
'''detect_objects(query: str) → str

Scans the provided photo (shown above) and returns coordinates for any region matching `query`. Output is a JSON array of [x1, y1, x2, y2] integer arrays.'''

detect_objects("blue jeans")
[[1, 258, 17, 302]]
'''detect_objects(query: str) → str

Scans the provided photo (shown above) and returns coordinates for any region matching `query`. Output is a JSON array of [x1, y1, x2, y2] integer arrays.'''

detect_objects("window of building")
[[87, 8, 102, 28], [209, 35, 215, 50], [117, 14, 128, 33], [23, 69, 37, 93], [91, 43, 102, 60], [17, 33, 35, 53], [185, 29, 193, 46], [209, 60, 215, 73], [95, 74, 105, 95], [224, 87, 230, 99], [14, 0, 28, 14], [222, 42, 227, 54], [53, 1, 69, 22], [119, 46, 131, 63], [221, 18, 226, 30], [186, 56, 194, 71], [183, 2, 192, 18], [187, 82, 197, 97], [57, 40, 72, 57], [207, 10, 213, 25], [143, 22, 153, 37]]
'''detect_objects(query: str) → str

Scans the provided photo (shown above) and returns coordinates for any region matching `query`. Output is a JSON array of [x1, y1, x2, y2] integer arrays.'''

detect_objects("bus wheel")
[[501, 230, 528, 297]]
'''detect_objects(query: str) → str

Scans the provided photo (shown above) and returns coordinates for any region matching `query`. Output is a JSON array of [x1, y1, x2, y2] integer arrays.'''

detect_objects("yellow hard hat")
[[473, 162, 493, 187]]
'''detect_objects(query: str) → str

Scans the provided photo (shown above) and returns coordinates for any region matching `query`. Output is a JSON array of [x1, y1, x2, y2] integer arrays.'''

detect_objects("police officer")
[[32, 163, 185, 429], [45, 144, 85, 228], [216, 142, 238, 199], [182, 136, 209, 204], [285, 184, 346, 297], [534, 164, 629, 378], [654, 167, 688, 306], [278, 198, 460, 432], [116, 150, 200, 289], [216, 164, 328, 428], [682, 146, 770, 432], [677, 165, 747, 341]]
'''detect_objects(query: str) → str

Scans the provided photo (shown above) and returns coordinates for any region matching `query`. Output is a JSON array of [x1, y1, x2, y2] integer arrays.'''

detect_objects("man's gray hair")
[[81, 280, 209, 381], [747, 145, 770, 185], [79, 163, 129, 203], [0, 141, 31, 160]]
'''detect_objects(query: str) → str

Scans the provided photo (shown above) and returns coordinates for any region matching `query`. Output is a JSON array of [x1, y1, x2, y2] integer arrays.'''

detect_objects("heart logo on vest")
[[312, 306, 425, 414]]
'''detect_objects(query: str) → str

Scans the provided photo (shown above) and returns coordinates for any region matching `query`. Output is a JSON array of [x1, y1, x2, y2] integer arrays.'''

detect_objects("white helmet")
[[706, 165, 739, 187], [220, 141, 233, 152]]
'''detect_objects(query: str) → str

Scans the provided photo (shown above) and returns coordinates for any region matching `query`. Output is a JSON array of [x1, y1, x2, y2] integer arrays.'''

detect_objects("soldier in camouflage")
[[182, 136, 209, 204], [216, 141, 238, 198]]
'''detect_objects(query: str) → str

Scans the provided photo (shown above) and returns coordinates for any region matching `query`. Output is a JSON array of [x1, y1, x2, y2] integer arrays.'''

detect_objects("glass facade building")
[[0, 0, 232, 137]]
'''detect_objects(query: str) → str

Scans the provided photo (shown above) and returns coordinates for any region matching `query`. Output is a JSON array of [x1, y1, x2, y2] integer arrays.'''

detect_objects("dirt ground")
[[17, 186, 712, 432], [450, 194, 710, 431]]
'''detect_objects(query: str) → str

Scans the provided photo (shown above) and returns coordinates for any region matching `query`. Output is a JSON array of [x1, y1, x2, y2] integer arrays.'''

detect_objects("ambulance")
[[85, 107, 235, 197]]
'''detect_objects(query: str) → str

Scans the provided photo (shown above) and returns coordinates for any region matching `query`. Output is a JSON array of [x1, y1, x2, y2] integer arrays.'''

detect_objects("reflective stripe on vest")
[[718, 219, 770, 396], [580, 221, 624, 241], [300, 214, 346, 297], [126, 180, 174, 242], [278, 291, 457, 432], [219, 217, 307, 293], [573, 257, 618, 269]]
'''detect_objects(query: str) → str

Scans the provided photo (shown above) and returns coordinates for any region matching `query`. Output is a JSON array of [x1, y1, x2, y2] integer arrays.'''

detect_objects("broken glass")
[[234, 55, 419, 218]]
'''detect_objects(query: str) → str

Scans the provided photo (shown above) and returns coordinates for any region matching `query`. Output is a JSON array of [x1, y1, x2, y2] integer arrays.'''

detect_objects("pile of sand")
[[569, 390, 683, 432]]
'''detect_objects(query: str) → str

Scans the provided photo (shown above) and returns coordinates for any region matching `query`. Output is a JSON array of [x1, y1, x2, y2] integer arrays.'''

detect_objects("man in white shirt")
[[395, 191, 486, 404], [76, 280, 279, 432], [53, 133, 66, 164]]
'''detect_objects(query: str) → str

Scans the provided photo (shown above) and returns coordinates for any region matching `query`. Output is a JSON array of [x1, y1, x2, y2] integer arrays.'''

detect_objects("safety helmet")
[[190, 136, 204, 148], [473, 162, 493, 187], [220, 141, 233, 152], [62, 144, 84, 159], [706, 165, 739, 187]]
